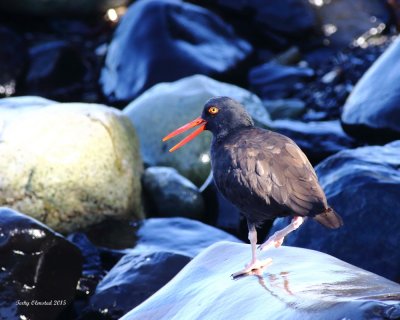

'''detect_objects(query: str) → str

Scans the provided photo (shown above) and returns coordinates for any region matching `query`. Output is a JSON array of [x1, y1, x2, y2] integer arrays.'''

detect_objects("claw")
[[231, 258, 273, 279]]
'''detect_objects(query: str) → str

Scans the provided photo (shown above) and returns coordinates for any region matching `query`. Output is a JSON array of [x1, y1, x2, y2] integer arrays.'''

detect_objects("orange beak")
[[162, 117, 207, 152]]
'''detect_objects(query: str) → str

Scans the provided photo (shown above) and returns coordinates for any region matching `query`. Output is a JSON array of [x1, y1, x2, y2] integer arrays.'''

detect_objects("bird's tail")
[[313, 207, 343, 229]]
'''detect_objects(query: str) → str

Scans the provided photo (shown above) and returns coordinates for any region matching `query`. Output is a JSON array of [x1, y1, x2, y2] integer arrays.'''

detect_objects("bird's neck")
[[212, 124, 253, 145]]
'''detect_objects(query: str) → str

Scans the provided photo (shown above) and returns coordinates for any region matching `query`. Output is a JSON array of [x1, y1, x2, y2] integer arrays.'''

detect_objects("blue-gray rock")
[[0, 26, 27, 97], [270, 119, 357, 164], [269, 141, 400, 282], [84, 251, 191, 319], [311, 0, 391, 49], [134, 217, 241, 257], [142, 167, 205, 220], [342, 37, 400, 143], [100, 0, 252, 103], [0, 207, 82, 320], [249, 62, 314, 100], [263, 99, 306, 120], [121, 242, 400, 320]]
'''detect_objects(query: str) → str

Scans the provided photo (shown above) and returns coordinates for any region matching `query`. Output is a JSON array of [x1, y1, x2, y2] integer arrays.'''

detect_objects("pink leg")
[[258, 216, 304, 251], [231, 222, 272, 278]]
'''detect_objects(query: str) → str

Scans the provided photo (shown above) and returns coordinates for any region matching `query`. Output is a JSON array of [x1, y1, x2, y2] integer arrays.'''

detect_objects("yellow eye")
[[208, 106, 219, 115]]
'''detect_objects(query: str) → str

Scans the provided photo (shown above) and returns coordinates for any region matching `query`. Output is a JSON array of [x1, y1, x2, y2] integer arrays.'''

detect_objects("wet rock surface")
[[270, 119, 357, 164], [0, 207, 82, 320], [142, 167, 205, 220], [342, 37, 400, 143], [121, 242, 400, 320], [100, 0, 252, 103], [83, 251, 191, 319], [0, 97, 143, 233], [270, 141, 400, 282], [123, 74, 269, 186], [134, 217, 241, 257]]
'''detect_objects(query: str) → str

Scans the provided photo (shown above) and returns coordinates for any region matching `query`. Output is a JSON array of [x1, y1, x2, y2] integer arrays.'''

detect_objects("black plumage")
[[163, 96, 343, 276]]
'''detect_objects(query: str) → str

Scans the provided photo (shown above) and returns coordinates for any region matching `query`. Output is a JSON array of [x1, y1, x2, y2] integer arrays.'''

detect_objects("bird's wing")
[[218, 129, 326, 217]]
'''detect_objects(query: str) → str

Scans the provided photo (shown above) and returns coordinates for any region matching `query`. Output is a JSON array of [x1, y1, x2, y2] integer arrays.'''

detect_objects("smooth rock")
[[0, 0, 129, 16], [263, 99, 306, 120], [100, 0, 252, 103], [135, 217, 240, 257], [0, 26, 27, 97], [270, 119, 357, 164], [25, 41, 86, 101], [122, 242, 400, 320], [249, 62, 314, 100], [270, 141, 400, 282], [311, 0, 391, 49], [142, 167, 204, 220], [124, 74, 270, 186], [342, 37, 400, 143], [0, 207, 82, 320], [0, 97, 143, 233], [84, 251, 191, 319]]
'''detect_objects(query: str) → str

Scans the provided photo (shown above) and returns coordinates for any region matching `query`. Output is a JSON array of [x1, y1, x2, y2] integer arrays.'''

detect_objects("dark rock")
[[270, 119, 357, 164], [67, 233, 105, 298], [311, 0, 391, 49], [0, 0, 129, 16], [0, 26, 28, 97], [142, 167, 205, 220], [269, 141, 400, 282], [249, 62, 314, 100], [24, 41, 86, 101], [121, 242, 400, 320], [100, 0, 252, 103], [342, 37, 400, 143], [134, 217, 240, 257], [188, 0, 317, 50], [0, 207, 82, 320], [84, 251, 191, 319]]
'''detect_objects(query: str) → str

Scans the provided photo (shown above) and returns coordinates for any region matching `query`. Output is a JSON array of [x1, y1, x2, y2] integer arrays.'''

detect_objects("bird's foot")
[[258, 233, 284, 251], [231, 258, 273, 279]]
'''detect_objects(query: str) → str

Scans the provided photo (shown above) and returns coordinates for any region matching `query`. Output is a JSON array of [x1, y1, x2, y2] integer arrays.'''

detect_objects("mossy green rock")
[[124, 75, 270, 186], [0, 97, 143, 233]]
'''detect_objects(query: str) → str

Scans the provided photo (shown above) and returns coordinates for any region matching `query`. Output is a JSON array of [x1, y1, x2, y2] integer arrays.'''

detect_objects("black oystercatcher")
[[163, 97, 343, 276]]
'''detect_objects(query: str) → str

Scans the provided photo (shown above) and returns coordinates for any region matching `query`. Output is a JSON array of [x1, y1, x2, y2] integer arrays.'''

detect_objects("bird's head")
[[163, 96, 254, 152]]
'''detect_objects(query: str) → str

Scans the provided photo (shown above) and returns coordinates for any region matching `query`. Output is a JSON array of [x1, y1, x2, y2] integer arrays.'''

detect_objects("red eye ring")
[[208, 106, 219, 115]]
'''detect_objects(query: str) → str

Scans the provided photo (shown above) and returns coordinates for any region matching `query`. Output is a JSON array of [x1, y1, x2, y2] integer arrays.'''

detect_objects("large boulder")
[[0, 208, 82, 320], [121, 242, 400, 320], [124, 74, 270, 186], [342, 37, 400, 143], [0, 0, 128, 16], [134, 217, 241, 257], [100, 0, 252, 103], [142, 167, 205, 220], [269, 141, 400, 282], [0, 96, 143, 233]]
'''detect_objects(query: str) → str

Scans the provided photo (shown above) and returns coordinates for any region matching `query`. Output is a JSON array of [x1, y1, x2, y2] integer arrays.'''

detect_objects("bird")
[[163, 96, 343, 277]]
